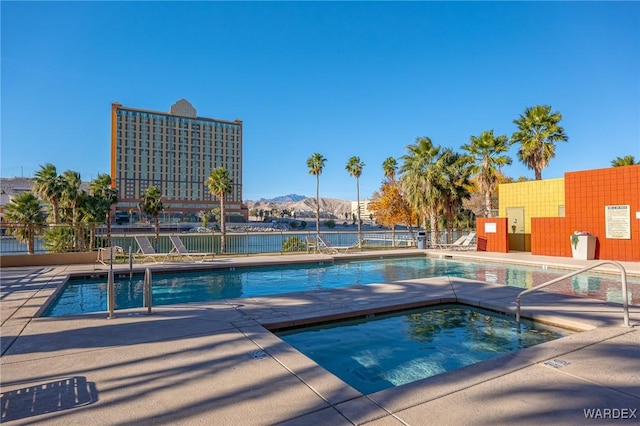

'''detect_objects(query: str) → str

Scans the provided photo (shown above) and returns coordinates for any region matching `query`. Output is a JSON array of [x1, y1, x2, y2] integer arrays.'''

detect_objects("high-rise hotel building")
[[111, 99, 246, 220]]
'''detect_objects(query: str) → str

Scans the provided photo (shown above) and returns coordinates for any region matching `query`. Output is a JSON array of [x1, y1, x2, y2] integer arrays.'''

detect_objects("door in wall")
[[506, 207, 527, 251]]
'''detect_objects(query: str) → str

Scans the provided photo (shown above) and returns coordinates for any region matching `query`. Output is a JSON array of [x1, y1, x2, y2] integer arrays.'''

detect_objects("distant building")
[[0, 177, 35, 217], [111, 99, 247, 221], [351, 199, 372, 219]]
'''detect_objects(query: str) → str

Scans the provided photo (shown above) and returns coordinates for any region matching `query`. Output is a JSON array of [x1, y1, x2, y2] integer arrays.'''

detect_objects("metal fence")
[[0, 222, 471, 256]]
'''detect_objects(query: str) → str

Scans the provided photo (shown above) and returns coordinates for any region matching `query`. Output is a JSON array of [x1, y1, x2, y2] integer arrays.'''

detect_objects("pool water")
[[276, 304, 571, 394], [44, 256, 639, 316]]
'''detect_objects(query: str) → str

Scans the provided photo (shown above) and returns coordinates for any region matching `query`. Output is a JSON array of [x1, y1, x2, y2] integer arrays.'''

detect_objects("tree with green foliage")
[[382, 157, 397, 182], [60, 170, 85, 249], [611, 155, 638, 167], [4, 192, 46, 254], [461, 130, 512, 217], [346, 156, 365, 248], [89, 173, 118, 239], [206, 167, 233, 254], [511, 105, 568, 180], [439, 149, 472, 242], [138, 186, 165, 245], [400, 137, 444, 244], [306, 153, 326, 242], [33, 163, 63, 223]]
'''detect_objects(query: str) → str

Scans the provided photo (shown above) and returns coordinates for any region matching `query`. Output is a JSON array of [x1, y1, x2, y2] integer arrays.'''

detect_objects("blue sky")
[[2, 1, 639, 201]]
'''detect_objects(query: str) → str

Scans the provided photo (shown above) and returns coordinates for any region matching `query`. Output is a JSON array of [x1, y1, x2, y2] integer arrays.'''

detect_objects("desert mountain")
[[245, 196, 353, 220]]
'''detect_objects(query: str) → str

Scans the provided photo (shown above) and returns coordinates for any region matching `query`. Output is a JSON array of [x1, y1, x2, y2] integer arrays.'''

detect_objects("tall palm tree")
[[439, 149, 472, 242], [346, 156, 365, 248], [61, 170, 84, 249], [4, 192, 46, 254], [511, 105, 568, 180], [399, 137, 443, 245], [611, 155, 638, 167], [139, 186, 165, 246], [89, 173, 118, 239], [80, 193, 107, 250], [33, 163, 62, 223], [461, 130, 512, 217], [306, 153, 326, 241], [206, 167, 232, 254], [382, 157, 397, 182]]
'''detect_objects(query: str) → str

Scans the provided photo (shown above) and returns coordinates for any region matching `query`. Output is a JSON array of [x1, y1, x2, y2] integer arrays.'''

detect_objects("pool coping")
[[1, 250, 639, 424]]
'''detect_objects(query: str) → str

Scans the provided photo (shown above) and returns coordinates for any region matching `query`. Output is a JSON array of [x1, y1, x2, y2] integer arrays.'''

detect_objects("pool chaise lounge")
[[167, 235, 215, 263]]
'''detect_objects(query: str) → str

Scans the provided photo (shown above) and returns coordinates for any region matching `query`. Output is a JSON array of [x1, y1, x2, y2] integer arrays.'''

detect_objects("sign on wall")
[[605, 205, 631, 239], [484, 222, 497, 233]]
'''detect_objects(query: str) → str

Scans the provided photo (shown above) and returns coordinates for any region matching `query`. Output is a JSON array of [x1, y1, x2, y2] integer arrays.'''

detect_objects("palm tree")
[[511, 105, 568, 180], [33, 163, 62, 223], [89, 174, 118, 239], [439, 149, 472, 242], [139, 186, 165, 246], [382, 157, 397, 182], [206, 167, 232, 254], [60, 170, 85, 249], [4, 192, 46, 254], [79, 193, 107, 250], [461, 130, 512, 217], [306, 153, 326, 241], [611, 155, 638, 167], [400, 137, 443, 245], [346, 156, 365, 248]]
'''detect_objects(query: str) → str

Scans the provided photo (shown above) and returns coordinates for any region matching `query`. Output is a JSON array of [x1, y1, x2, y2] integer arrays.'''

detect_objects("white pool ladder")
[[515, 261, 631, 328]]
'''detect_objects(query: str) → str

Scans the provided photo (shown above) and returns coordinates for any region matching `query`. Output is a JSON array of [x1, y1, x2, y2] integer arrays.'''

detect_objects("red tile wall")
[[535, 165, 639, 261], [476, 218, 509, 253]]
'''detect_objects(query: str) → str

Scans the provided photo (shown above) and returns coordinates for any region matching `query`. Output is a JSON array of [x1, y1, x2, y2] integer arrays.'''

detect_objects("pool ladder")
[[515, 261, 631, 328], [106, 267, 153, 319]]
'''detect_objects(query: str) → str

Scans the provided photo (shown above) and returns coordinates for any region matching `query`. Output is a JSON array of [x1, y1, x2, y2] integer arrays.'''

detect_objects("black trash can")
[[417, 231, 427, 249]]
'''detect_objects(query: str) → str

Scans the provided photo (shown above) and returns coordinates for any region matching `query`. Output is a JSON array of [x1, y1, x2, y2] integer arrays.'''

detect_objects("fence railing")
[[0, 222, 472, 256]]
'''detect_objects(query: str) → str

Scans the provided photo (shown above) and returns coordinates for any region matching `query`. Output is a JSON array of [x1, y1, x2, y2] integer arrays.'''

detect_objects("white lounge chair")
[[134, 236, 161, 263], [317, 235, 361, 254], [96, 246, 123, 267], [306, 236, 319, 253], [435, 235, 467, 250], [168, 235, 215, 262], [453, 232, 476, 251]]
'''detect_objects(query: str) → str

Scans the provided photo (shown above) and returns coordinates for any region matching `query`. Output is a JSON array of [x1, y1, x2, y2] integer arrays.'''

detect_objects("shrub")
[[324, 219, 336, 229], [282, 236, 305, 252]]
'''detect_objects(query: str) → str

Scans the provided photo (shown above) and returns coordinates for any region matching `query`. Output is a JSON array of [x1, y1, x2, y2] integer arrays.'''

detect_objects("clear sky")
[[2, 1, 639, 201]]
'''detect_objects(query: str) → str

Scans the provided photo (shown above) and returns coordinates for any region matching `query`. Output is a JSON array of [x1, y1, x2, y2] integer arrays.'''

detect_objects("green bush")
[[43, 226, 77, 253], [324, 219, 336, 229], [282, 236, 305, 253]]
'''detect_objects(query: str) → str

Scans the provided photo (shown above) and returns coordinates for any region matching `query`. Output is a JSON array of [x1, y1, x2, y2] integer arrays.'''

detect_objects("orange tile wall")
[[534, 165, 639, 261], [476, 218, 509, 253]]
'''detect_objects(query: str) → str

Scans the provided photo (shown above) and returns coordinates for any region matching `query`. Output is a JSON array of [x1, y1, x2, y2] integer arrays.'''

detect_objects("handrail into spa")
[[516, 261, 630, 328]]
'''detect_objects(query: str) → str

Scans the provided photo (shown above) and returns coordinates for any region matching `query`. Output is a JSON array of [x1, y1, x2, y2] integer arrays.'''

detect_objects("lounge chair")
[[434, 235, 467, 250], [134, 236, 161, 263], [436, 232, 477, 251], [96, 246, 123, 267], [167, 235, 215, 262], [306, 236, 319, 253], [317, 235, 361, 254]]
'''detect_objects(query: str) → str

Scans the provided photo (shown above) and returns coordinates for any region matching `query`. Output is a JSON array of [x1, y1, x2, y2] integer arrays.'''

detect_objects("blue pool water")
[[276, 304, 570, 394], [44, 256, 639, 316]]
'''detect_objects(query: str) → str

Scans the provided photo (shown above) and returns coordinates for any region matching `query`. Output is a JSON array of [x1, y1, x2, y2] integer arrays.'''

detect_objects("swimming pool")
[[44, 256, 640, 317], [276, 304, 571, 394]]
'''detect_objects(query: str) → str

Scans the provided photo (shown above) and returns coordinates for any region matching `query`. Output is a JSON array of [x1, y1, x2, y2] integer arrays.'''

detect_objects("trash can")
[[417, 231, 427, 249]]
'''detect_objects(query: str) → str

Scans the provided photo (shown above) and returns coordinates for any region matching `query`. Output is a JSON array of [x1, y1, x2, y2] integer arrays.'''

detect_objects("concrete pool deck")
[[1, 250, 639, 425]]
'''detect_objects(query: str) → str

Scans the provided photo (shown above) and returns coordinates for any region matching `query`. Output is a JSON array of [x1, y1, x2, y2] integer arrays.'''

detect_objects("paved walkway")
[[1, 250, 639, 425]]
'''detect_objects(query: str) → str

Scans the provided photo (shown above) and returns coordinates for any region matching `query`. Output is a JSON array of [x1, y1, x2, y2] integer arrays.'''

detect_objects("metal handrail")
[[143, 268, 152, 315], [516, 261, 630, 327]]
